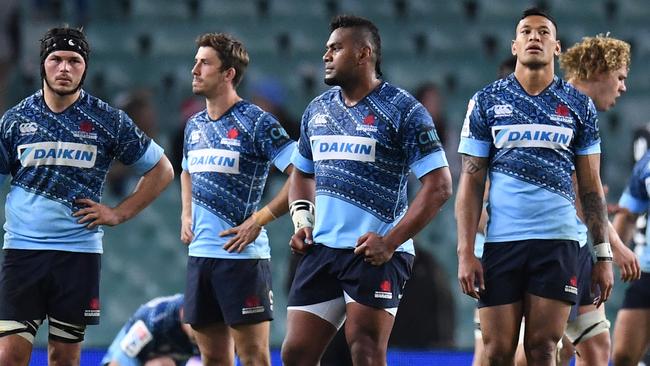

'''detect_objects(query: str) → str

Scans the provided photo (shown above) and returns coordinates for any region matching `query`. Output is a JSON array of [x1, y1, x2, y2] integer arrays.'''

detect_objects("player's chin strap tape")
[[48, 317, 86, 343], [0, 320, 42, 343], [289, 200, 315, 233], [565, 310, 610, 346]]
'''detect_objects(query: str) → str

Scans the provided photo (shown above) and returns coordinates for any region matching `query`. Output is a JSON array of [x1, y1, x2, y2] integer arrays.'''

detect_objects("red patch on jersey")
[[379, 280, 391, 292], [556, 104, 569, 116], [89, 298, 100, 310], [244, 296, 260, 308], [363, 114, 376, 125], [227, 127, 239, 139], [79, 121, 93, 133]]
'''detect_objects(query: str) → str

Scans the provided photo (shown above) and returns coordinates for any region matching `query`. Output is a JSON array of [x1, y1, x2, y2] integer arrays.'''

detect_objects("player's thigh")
[[282, 308, 338, 363], [344, 301, 395, 348], [230, 321, 270, 354], [478, 302, 523, 354], [191, 322, 234, 360], [523, 293, 571, 345]]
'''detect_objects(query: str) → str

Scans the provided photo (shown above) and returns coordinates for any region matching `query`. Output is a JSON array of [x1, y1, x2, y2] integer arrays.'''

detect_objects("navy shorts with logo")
[[184, 257, 273, 326], [621, 271, 650, 309], [0, 249, 101, 325], [287, 245, 414, 309], [478, 239, 579, 308], [568, 244, 599, 320]]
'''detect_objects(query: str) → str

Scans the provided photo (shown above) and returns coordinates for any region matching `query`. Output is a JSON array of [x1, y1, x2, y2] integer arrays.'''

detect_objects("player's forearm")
[[576, 154, 609, 244], [613, 209, 638, 245], [384, 167, 452, 249], [288, 168, 315, 203], [262, 165, 294, 219], [180, 170, 193, 219], [456, 155, 488, 257], [115, 155, 174, 222]]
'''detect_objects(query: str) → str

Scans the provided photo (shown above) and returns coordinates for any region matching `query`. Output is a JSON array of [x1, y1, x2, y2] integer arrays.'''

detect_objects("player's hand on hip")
[[220, 216, 262, 253], [591, 261, 614, 307], [180, 215, 194, 245], [73, 198, 122, 229], [612, 237, 641, 282], [290, 227, 313, 255], [458, 254, 484, 300], [354, 232, 394, 266]]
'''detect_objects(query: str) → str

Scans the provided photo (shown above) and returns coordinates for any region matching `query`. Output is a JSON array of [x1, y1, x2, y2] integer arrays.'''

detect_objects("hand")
[[180, 215, 194, 245], [591, 261, 614, 307], [612, 236, 641, 282], [220, 216, 262, 253], [290, 227, 313, 255], [353, 232, 395, 266], [73, 198, 122, 229], [458, 254, 484, 300]]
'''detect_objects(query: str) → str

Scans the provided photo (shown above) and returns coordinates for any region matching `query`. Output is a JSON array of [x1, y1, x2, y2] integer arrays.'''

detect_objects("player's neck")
[[568, 78, 592, 98], [42, 84, 81, 113], [514, 66, 555, 96], [340, 77, 382, 107], [205, 89, 242, 120]]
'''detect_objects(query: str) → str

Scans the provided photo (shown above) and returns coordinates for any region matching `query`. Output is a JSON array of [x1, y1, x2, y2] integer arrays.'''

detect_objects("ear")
[[554, 39, 561, 56], [358, 45, 372, 65], [511, 40, 517, 56], [224, 67, 237, 83]]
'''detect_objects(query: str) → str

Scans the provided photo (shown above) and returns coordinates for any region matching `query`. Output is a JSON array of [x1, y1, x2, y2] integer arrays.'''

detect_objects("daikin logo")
[[18, 142, 96, 168], [310, 135, 376, 162], [187, 148, 240, 174], [491, 124, 573, 150]]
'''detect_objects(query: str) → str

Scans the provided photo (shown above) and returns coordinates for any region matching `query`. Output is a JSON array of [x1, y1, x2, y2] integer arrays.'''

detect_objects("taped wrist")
[[593, 242, 613, 262], [289, 200, 315, 233], [252, 206, 277, 226]]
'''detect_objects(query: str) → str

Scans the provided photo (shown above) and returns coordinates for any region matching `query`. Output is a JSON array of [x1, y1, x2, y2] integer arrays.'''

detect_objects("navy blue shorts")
[[478, 240, 579, 308], [287, 245, 414, 309], [184, 257, 273, 326], [621, 271, 650, 309], [0, 249, 101, 325], [568, 245, 599, 321]]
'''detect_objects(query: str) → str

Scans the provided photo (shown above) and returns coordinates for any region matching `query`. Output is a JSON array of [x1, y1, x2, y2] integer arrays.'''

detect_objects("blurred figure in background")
[[0, 0, 20, 113], [101, 294, 199, 366]]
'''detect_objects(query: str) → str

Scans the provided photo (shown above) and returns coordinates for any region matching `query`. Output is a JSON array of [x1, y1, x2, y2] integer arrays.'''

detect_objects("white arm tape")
[[593, 242, 613, 262], [289, 199, 315, 233]]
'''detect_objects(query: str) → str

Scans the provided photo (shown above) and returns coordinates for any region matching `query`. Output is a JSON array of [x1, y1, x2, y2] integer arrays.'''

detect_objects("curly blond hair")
[[560, 35, 630, 81]]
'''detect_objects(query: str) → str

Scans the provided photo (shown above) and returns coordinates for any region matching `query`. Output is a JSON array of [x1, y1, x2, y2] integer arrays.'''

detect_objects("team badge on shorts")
[[374, 280, 393, 299], [565, 275, 578, 295]]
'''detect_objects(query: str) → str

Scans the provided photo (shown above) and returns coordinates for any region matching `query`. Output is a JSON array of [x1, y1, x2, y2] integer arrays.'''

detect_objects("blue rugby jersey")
[[291, 82, 448, 255], [120, 294, 197, 363], [458, 74, 601, 243], [618, 151, 650, 272], [0, 90, 164, 253], [182, 101, 295, 259]]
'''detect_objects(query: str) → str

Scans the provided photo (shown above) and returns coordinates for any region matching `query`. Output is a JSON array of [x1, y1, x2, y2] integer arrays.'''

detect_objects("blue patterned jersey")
[[0, 90, 164, 253], [182, 101, 295, 259], [112, 294, 198, 364], [618, 151, 650, 272], [458, 74, 601, 243], [291, 82, 448, 254]]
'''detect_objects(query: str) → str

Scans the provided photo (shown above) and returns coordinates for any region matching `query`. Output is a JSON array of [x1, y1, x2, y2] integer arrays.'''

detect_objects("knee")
[[281, 339, 317, 366], [348, 336, 386, 364], [199, 349, 233, 366], [483, 339, 517, 365], [0, 347, 30, 366], [236, 344, 269, 366], [612, 351, 637, 366], [524, 339, 558, 363]]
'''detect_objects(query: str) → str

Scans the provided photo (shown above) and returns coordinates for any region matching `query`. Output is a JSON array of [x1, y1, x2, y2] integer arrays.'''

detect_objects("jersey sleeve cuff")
[[410, 150, 449, 179], [291, 149, 314, 174], [129, 141, 164, 175], [619, 191, 648, 214], [575, 141, 601, 155], [272, 142, 297, 172], [458, 137, 491, 157]]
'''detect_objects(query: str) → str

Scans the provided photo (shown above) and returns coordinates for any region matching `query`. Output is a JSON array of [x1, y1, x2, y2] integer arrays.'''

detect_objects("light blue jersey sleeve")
[[574, 98, 601, 155], [115, 111, 164, 175], [458, 94, 492, 157], [400, 103, 448, 178], [291, 108, 314, 174]]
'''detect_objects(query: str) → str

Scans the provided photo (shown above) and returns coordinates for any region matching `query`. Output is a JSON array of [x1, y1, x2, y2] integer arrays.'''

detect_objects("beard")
[[44, 76, 82, 96]]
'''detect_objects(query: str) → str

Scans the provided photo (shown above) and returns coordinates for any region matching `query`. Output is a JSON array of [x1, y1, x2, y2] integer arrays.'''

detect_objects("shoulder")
[[78, 91, 126, 123]]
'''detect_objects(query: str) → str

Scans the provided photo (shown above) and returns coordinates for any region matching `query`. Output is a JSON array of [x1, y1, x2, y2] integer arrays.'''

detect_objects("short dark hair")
[[330, 14, 382, 78], [196, 33, 249, 88], [520, 7, 558, 33]]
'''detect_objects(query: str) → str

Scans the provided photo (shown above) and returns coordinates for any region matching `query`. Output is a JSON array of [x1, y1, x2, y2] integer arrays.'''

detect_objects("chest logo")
[[311, 135, 376, 162], [18, 142, 97, 168], [187, 148, 240, 174]]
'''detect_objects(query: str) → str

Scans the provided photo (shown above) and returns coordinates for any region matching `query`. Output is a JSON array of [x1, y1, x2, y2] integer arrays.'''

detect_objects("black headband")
[[40, 28, 90, 64]]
